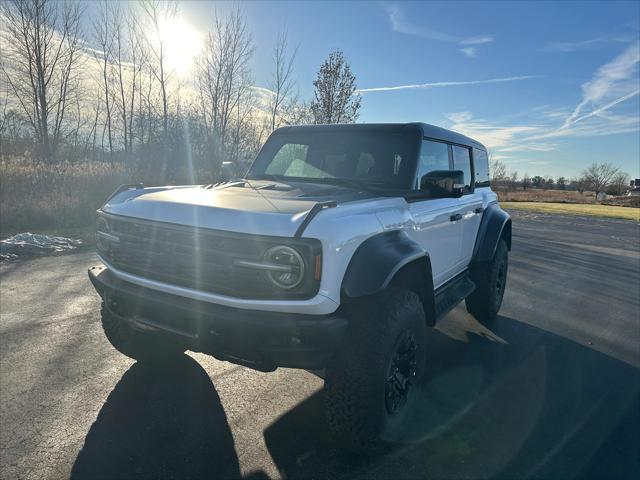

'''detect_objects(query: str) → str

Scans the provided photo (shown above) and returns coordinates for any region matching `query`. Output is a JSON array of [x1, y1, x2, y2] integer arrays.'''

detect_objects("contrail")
[[356, 75, 543, 93], [561, 89, 640, 129]]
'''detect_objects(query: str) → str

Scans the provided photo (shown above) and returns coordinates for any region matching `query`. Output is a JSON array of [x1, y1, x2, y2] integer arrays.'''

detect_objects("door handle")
[[450, 213, 462, 222], [475, 207, 484, 214]]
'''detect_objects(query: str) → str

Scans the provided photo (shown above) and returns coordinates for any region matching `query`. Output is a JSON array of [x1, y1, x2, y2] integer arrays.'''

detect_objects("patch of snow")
[[0, 233, 83, 261]]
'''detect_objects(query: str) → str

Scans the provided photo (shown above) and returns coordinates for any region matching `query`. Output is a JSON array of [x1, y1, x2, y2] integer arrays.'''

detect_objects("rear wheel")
[[100, 301, 185, 362], [466, 239, 509, 323], [324, 288, 426, 452]]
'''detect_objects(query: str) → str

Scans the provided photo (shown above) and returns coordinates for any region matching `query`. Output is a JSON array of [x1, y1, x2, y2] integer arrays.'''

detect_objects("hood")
[[102, 180, 373, 237]]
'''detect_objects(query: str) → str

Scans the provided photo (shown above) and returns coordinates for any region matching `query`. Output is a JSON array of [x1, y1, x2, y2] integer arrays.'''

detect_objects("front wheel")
[[100, 301, 185, 362], [324, 288, 427, 452], [466, 239, 509, 324]]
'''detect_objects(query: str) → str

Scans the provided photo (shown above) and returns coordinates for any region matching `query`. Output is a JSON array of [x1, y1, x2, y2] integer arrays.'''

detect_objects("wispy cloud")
[[357, 75, 542, 93], [444, 111, 545, 151], [498, 143, 557, 153], [560, 41, 640, 130], [460, 36, 494, 46], [443, 45, 640, 166], [386, 4, 493, 55], [565, 89, 640, 127], [544, 34, 634, 53], [459, 47, 476, 58]]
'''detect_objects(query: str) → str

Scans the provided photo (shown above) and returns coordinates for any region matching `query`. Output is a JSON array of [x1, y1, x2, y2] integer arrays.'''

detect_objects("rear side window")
[[452, 145, 473, 192], [415, 140, 450, 188], [473, 148, 490, 187]]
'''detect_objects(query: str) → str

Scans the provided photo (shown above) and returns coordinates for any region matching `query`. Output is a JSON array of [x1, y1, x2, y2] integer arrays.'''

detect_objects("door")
[[451, 145, 483, 265], [408, 198, 465, 287], [407, 139, 465, 287]]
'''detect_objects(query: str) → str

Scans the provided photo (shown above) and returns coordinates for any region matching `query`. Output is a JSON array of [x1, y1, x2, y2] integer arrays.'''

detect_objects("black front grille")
[[97, 214, 320, 299]]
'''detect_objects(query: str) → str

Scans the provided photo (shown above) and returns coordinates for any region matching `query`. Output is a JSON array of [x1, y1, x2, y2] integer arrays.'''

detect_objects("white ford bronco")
[[89, 123, 511, 450]]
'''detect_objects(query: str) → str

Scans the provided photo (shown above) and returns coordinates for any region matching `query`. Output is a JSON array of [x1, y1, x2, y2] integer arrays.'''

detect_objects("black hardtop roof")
[[274, 122, 487, 151]]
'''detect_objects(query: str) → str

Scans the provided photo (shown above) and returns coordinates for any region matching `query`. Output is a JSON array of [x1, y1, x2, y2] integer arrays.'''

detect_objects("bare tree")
[[556, 176, 567, 190], [310, 49, 361, 124], [141, 0, 177, 139], [522, 173, 531, 190], [112, 4, 129, 156], [581, 162, 620, 200], [83, 95, 102, 158], [279, 99, 313, 126], [195, 8, 254, 165], [572, 176, 588, 194], [92, 1, 116, 162], [490, 157, 508, 189], [1, 0, 84, 162], [268, 29, 297, 132], [136, 35, 157, 148], [508, 171, 519, 192], [102, 5, 143, 159], [0, 72, 11, 154], [125, 15, 145, 153], [610, 171, 630, 195], [546, 176, 554, 189]]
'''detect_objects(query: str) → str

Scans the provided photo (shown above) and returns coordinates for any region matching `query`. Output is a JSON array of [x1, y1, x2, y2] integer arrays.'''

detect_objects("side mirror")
[[420, 170, 465, 198]]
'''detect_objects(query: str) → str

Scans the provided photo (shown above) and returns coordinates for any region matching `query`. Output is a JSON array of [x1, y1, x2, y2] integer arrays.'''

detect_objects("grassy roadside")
[[503, 202, 640, 221]]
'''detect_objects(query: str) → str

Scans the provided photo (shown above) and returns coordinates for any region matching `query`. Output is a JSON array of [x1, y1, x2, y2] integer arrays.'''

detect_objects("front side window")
[[249, 130, 420, 191], [415, 140, 450, 189], [452, 145, 473, 192]]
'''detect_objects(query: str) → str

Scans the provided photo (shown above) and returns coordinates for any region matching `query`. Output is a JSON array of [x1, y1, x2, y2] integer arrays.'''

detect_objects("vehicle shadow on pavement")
[[263, 312, 640, 480], [71, 354, 243, 480]]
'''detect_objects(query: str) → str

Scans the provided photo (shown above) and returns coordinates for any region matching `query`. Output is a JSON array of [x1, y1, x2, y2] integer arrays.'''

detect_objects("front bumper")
[[88, 265, 347, 371]]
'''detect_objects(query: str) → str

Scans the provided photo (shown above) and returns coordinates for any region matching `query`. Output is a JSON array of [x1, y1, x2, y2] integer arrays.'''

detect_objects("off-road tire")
[[324, 287, 427, 453], [466, 239, 509, 324], [100, 301, 185, 362]]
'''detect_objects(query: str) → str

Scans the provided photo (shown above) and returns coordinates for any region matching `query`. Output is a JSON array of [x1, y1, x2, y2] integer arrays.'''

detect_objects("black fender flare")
[[341, 231, 437, 326], [341, 230, 428, 298], [341, 230, 436, 324], [472, 203, 512, 264]]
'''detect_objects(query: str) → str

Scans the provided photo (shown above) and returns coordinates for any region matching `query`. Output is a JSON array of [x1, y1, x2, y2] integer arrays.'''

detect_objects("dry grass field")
[[0, 159, 129, 236], [499, 188, 598, 203], [498, 189, 640, 208], [503, 202, 640, 221]]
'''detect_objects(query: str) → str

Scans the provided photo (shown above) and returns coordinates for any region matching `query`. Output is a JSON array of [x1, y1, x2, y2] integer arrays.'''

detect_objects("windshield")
[[247, 130, 421, 190]]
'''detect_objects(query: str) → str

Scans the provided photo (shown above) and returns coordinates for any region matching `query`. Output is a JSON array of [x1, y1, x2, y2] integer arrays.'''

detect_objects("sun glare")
[[157, 16, 203, 75]]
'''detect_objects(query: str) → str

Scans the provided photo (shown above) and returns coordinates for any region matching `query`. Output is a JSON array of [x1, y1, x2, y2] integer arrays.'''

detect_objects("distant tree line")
[[491, 158, 632, 198], [0, 0, 362, 184]]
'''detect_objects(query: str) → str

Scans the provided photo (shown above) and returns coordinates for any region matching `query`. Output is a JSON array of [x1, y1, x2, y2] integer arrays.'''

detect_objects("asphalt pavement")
[[1, 209, 639, 479]]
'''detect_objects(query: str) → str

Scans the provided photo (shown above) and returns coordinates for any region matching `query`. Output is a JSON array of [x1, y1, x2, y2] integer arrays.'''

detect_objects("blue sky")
[[82, 1, 638, 179], [181, 0, 640, 179]]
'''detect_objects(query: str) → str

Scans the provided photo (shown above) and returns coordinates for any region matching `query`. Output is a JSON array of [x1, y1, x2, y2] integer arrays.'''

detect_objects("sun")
[[157, 16, 203, 75]]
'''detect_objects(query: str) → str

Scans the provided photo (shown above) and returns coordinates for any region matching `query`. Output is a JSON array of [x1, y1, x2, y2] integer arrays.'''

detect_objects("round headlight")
[[263, 246, 305, 289]]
